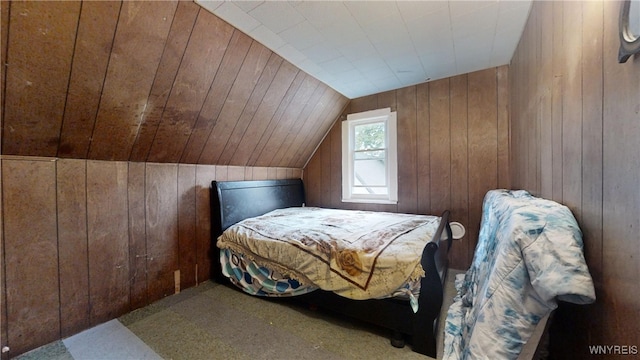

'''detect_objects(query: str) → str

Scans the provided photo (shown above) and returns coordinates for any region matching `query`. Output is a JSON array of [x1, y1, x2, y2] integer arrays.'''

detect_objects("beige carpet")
[[15, 269, 463, 360]]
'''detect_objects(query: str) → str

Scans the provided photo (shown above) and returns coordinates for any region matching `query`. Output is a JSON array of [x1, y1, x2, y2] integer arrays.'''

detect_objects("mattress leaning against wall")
[[443, 189, 596, 359]]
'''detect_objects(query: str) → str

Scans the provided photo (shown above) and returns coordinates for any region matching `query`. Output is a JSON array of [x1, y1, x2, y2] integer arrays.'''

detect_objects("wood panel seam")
[[55, 2, 82, 159], [84, 2, 123, 160]]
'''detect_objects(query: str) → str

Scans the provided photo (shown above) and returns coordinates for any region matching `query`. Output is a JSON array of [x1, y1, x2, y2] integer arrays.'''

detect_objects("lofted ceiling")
[[0, 1, 349, 167], [0, 0, 531, 167], [196, 0, 532, 99]]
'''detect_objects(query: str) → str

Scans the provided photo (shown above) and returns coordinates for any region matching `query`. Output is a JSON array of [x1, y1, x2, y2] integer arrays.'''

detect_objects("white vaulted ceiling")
[[196, 0, 531, 99]]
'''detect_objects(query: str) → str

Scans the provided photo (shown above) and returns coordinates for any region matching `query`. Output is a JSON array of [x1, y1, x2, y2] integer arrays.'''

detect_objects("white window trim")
[[342, 108, 398, 204]]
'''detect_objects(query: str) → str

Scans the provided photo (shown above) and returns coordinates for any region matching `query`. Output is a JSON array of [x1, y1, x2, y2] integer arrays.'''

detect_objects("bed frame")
[[210, 179, 453, 357]]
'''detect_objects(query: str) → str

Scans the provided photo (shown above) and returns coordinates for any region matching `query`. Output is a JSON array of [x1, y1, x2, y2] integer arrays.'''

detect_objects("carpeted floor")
[[14, 269, 464, 360]]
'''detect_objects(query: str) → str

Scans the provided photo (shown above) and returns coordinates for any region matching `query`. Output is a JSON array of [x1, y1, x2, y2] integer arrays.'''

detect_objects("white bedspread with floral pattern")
[[443, 190, 595, 359], [217, 207, 441, 300]]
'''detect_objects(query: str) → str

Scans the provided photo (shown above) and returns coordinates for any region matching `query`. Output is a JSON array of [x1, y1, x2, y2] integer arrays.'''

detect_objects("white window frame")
[[342, 107, 398, 204]]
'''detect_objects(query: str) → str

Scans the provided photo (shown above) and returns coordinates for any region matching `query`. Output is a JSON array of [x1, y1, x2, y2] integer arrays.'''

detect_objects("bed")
[[210, 178, 456, 357]]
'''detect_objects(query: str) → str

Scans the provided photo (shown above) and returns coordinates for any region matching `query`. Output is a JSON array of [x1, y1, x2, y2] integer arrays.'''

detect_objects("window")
[[342, 108, 397, 204]]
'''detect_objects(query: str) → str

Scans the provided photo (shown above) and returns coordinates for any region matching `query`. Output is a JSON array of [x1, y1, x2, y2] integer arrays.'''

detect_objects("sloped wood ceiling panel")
[[3, 1, 80, 157], [58, 1, 122, 159], [89, 1, 178, 161], [1, 1, 348, 167]]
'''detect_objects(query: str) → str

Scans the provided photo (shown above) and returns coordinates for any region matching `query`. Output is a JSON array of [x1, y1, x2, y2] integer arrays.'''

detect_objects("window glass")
[[354, 150, 386, 187], [354, 122, 385, 150]]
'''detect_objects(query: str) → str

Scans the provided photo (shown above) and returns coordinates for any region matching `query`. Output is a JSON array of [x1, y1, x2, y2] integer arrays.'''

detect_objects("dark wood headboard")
[[210, 178, 305, 236], [210, 178, 305, 281]]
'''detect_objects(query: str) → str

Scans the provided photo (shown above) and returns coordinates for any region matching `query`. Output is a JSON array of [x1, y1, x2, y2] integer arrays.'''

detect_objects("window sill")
[[341, 198, 398, 205]]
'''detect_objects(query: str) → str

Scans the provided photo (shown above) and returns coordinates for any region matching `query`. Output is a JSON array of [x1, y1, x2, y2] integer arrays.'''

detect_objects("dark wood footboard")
[[414, 209, 452, 356], [295, 210, 452, 357], [210, 179, 453, 358]]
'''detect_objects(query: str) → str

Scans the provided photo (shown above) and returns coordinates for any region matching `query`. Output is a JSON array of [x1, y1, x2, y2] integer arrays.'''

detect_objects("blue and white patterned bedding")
[[221, 248, 318, 297], [443, 190, 595, 359], [220, 248, 425, 311]]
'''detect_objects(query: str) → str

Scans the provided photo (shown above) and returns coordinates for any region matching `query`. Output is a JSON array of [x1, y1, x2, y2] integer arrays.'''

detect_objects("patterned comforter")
[[443, 190, 596, 359], [217, 207, 441, 300]]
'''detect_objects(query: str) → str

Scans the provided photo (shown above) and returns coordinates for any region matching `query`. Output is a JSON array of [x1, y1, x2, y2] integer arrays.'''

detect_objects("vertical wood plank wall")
[[0, 157, 301, 356], [3, 160, 59, 353], [0, 2, 6, 353], [510, 0, 639, 357], [304, 66, 510, 270]]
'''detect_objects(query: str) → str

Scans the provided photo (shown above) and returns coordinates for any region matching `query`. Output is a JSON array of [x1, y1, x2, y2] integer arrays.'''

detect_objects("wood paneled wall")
[[0, 157, 301, 356], [510, 0, 639, 357], [0, 1, 348, 167], [0, 1, 7, 355], [304, 66, 510, 270]]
